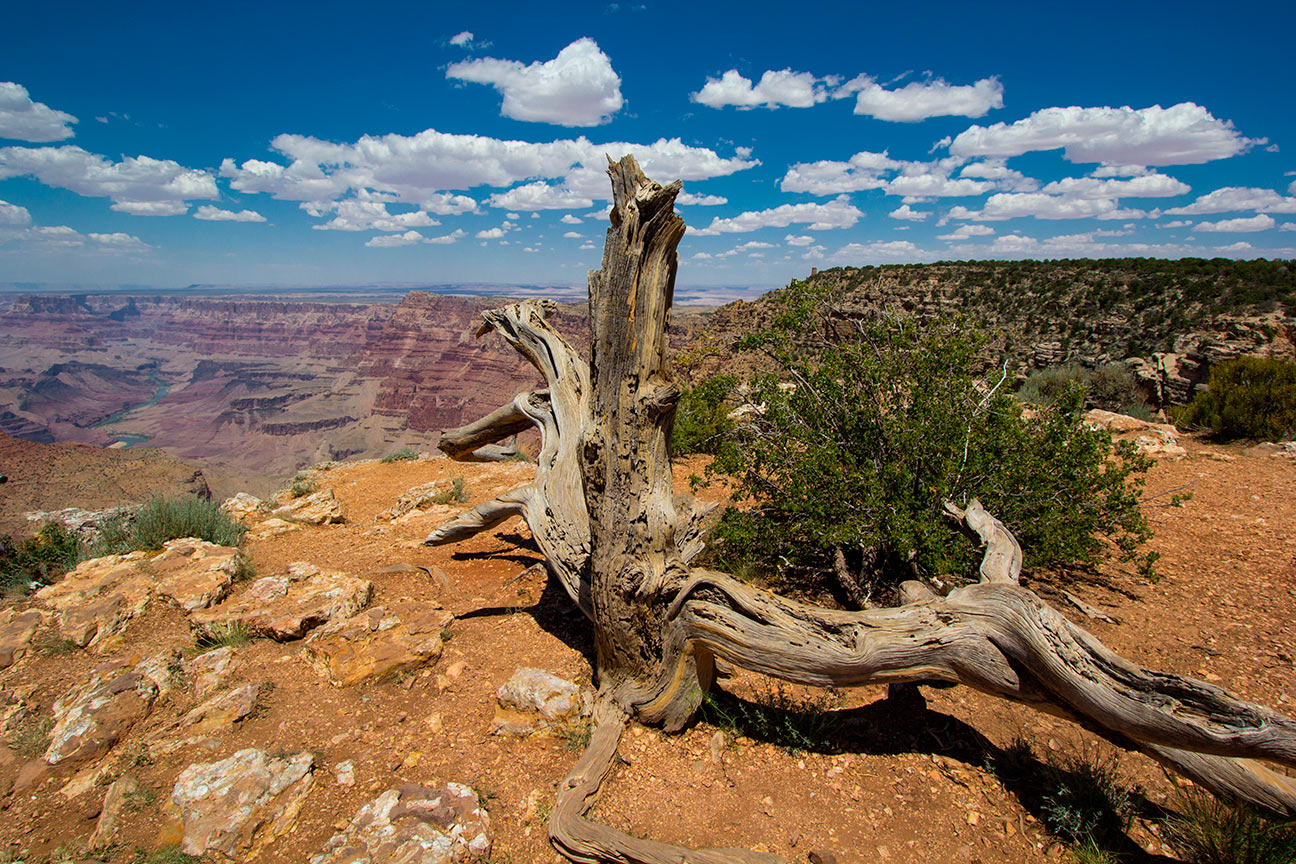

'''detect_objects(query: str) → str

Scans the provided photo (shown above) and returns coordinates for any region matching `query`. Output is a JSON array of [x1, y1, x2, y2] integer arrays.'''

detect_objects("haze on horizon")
[[1, 0, 1294, 299]]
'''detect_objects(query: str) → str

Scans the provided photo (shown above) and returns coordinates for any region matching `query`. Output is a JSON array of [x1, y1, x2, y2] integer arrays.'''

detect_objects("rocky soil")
[[0, 432, 1293, 863]]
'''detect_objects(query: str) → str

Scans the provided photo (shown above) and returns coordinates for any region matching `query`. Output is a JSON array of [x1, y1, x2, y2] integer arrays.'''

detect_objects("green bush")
[[0, 523, 81, 595], [1163, 790, 1296, 864], [288, 474, 317, 498], [708, 279, 1154, 601], [90, 495, 245, 557], [1177, 357, 1296, 442], [432, 476, 468, 505], [381, 447, 418, 463], [672, 374, 737, 455], [1019, 362, 1150, 418]]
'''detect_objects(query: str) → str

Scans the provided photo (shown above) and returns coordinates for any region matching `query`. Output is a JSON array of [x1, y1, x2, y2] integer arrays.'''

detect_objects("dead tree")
[[427, 155, 1296, 863]]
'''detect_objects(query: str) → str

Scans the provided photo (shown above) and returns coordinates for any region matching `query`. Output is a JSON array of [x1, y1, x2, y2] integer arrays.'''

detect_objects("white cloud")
[[692, 196, 862, 235], [562, 231, 582, 238], [991, 234, 1039, 253], [365, 231, 424, 247], [0, 145, 217, 214], [505, 212, 520, 220], [1217, 241, 1254, 253], [1091, 164, 1150, 178], [828, 239, 920, 264], [1158, 220, 1192, 228], [193, 205, 267, 222], [311, 198, 466, 231], [487, 181, 593, 211], [449, 31, 473, 47], [948, 193, 1123, 221], [693, 69, 826, 109], [1194, 214, 1276, 232], [425, 228, 466, 244], [0, 214, 149, 255], [88, 232, 150, 251], [947, 103, 1257, 166], [835, 75, 1002, 122], [782, 150, 1031, 199], [560, 214, 582, 224], [0, 82, 77, 142], [1281, 222, 1296, 232], [784, 234, 815, 246], [1039, 172, 1190, 199], [889, 204, 928, 221], [446, 37, 622, 126], [677, 191, 728, 206], [938, 224, 995, 240], [0, 199, 32, 228], [1290, 179, 1296, 196], [476, 226, 507, 239], [1163, 186, 1296, 215]]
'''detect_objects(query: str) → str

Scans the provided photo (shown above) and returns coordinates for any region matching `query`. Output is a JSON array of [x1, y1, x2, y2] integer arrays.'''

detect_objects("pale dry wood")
[[423, 155, 1296, 862]]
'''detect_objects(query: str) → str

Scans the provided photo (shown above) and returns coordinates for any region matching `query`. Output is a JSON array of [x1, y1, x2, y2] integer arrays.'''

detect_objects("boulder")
[[190, 566, 372, 641], [179, 683, 260, 735], [148, 540, 240, 611], [309, 782, 491, 864], [272, 488, 344, 525], [44, 653, 173, 765], [88, 773, 138, 849], [491, 667, 585, 737], [187, 646, 240, 701], [219, 492, 268, 527], [0, 609, 44, 669], [245, 517, 300, 541], [164, 748, 315, 858], [1084, 409, 1187, 459], [304, 602, 453, 687], [377, 481, 443, 521]]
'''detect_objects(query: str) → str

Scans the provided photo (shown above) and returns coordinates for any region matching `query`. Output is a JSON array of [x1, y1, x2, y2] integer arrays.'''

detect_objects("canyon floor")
[[0, 437, 1294, 863]]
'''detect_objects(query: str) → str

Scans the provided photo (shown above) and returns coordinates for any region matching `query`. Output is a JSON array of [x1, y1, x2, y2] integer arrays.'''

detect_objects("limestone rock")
[[89, 773, 138, 849], [219, 492, 268, 527], [491, 667, 585, 737], [0, 609, 44, 669], [272, 488, 344, 525], [245, 517, 300, 541], [309, 782, 491, 864], [148, 540, 240, 611], [180, 683, 260, 735], [165, 748, 315, 858], [334, 760, 355, 787], [190, 567, 372, 641], [1085, 409, 1187, 459], [23, 506, 130, 542], [45, 658, 161, 765], [304, 602, 452, 687], [187, 646, 240, 701], [377, 481, 443, 521]]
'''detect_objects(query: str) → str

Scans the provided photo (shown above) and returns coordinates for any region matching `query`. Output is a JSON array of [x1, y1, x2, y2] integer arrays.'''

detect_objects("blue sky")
[[1, 0, 1294, 294]]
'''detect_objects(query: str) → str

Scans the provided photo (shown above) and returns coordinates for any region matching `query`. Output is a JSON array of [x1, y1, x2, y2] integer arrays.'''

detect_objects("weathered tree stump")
[[426, 155, 1296, 863]]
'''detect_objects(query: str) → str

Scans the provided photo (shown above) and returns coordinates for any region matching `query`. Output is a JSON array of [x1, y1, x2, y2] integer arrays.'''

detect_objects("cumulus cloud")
[[0, 210, 149, 255], [446, 38, 622, 126], [835, 75, 1002, 122], [827, 239, 921, 264], [693, 69, 826, 109], [487, 181, 593, 211], [0, 145, 216, 214], [1281, 222, 1296, 232], [692, 196, 862, 235], [889, 204, 928, 221], [1158, 220, 1192, 228], [1163, 186, 1296, 215], [560, 213, 582, 224], [0, 82, 77, 142], [193, 205, 267, 222], [365, 231, 423, 248], [88, 232, 150, 251], [312, 199, 463, 231], [784, 234, 815, 246], [562, 231, 582, 238], [946, 102, 1257, 166], [449, 31, 474, 47], [948, 192, 1122, 221], [1039, 172, 1190, 199], [677, 191, 728, 206], [0, 198, 32, 228], [782, 150, 1033, 199], [1194, 214, 1276, 232], [938, 224, 994, 240], [476, 226, 507, 239], [425, 228, 466, 244]]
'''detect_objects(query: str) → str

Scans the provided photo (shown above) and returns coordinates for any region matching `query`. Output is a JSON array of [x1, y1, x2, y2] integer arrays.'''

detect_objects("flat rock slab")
[[1085, 408, 1188, 459], [35, 540, 239, 649], [186, 646, 240, 701], [190, 563, 372, 642], [0, 609, 45, 669], [310, 782, 491, 864], [272, 488, 344, 525], [164, 748, 315, 858], [491, 667, 586, 737], [304, 602, 453, 687], [44, 651, 179, 766], [89, 773, 138, 849]]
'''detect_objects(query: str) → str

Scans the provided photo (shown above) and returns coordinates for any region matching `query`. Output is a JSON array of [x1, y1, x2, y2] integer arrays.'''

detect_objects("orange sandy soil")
[[1, 439, 1293, 863]]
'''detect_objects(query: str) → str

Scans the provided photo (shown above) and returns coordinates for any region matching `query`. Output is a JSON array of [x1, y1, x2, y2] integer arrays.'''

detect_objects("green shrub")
[[1019, 362, 1149, 417], [195, 622, 255, 652], [1163, 790, 1296, 864], [288, 474, 317, 498], [672, 374, 738, 455], [1177, 357, 1296, 442], [432, 476, 468, 505], [699, 684, 842, 755], [89, 495, 245, 557], [0, 523, 81, 594], [381, 447, 418, 463], [708, 279, 1154, 601]]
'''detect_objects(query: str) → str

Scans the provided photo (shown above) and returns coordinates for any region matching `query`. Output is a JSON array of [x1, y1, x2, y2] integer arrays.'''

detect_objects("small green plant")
[[672, 374, 737, 455], [1018, 362, 1150, 418], [288, 474, 318, 498], [38, 634, 83, 656], [6, 710, 53, 758], [1163, 789, 1296, 864], [89, 495, 245, 557], [1176, 356, 1296, 442], [124, 786, 159, 812], [0, 522, 81, 595], [700, 684, 841, 755], [432, 476, 469, 505], [195, 622, 255, 653], [558, 718, 593, 752], [129, 846, 202, 864], [231, 552, 255, 582], [381, 447, 419, 463]]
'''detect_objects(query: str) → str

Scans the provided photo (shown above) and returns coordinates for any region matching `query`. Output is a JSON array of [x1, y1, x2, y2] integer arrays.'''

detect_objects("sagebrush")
[[1176, 356, 1296, 442], [90, 495, 245, 556]]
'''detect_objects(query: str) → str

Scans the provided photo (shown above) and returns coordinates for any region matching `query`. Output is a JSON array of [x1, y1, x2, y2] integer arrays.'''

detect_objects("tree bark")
[[424, 155, 1296, 862]]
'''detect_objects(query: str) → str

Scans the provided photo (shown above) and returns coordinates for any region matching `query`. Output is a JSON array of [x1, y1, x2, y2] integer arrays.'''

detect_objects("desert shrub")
[[195, 622, 255, 652], [90, 495, 245, 557], [672, 374, 737, 455], [1019, 362, 1149, 417], [0, 523, 81, 594], [708, 279, 1154, 601], [700, 684, 842, 755], [1177, 357, 1296, 442], [432, 476, 468, 505], [288, 474, 317, 498], [1163, 790, 1296, 864], [381, 447, 418, 463]]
